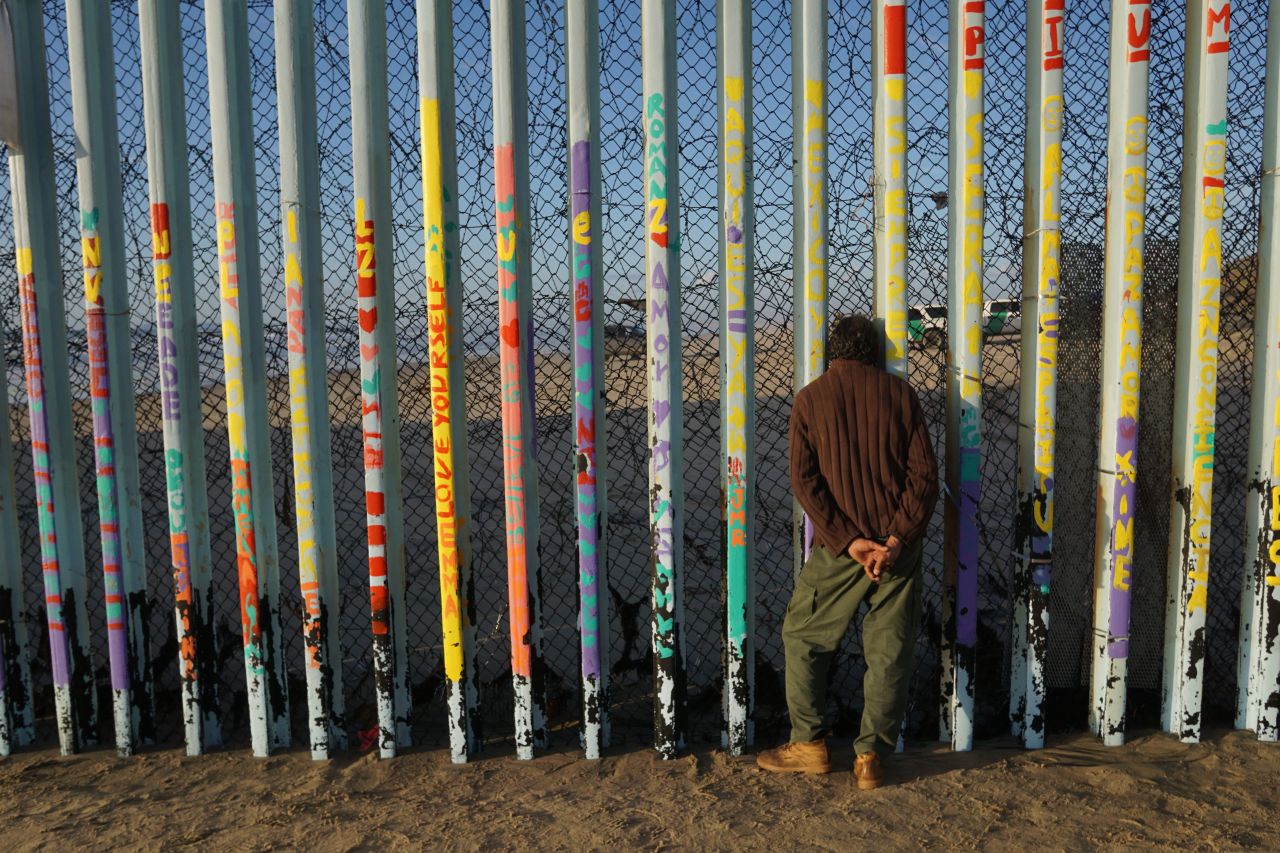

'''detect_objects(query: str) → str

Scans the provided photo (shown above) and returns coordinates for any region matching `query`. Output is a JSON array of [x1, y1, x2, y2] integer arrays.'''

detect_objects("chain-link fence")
[[0, 0, 1270, 750]]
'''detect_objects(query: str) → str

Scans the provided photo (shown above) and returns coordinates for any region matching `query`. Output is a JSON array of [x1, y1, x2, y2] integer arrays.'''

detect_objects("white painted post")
[[1011, 0, 1065, 750], [1236, 0, 1280, 744], [791, 0, 827, 578], [872, 0, 908, 380], [138, 0, 222, 755], [1089, 0, 1152, 748], [642, 0, 687, 759], [276, 0, 348, 760], [941, 0, 985, 753], [205, 0, 290, 756]]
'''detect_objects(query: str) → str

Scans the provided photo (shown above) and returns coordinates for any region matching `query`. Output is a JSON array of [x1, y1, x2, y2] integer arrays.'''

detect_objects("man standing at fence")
[[758, 314, 938, 789]]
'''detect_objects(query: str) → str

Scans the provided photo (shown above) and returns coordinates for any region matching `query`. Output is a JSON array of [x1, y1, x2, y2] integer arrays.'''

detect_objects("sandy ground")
[[0, 728, 1276, 851]]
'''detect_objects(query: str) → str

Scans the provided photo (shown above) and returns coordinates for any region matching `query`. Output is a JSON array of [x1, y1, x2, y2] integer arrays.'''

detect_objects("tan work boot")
[[854, 752, 884, 790], [756, 740, 832, 774]]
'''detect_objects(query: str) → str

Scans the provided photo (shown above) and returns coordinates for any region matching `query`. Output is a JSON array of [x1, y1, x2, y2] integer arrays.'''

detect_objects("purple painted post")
[[1089, 0, 1150, 747], [570, 97, 609, 753], [1108, 423, 1138, 662]]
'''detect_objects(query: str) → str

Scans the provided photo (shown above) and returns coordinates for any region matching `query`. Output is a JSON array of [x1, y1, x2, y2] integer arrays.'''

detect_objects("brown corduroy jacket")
[[789, 358, 939, 556]]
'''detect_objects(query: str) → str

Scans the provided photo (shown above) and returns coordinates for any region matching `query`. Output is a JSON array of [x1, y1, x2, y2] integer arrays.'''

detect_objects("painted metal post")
[[1237, 0, 1280, 743], [419, 0, 481, 764], [566, 0, 611, 760], [791, 0, 827, 578], [7, 0, 98, 755], [643, 0, 689, 756], [65, 0, 154, 756], [1162, 0, 1230, 745], [0, 373, 34, 754], [717, 0, 753, 756], [1010, 0, 1064, 751], [350, 0, 411, 758], [277, 0, 347, 760], [872, 0, 908, 380], [138, 0, 221, 756], [643, 0, 687, 761], [491, 0, 548, 760], [1089, 0, 1151, 748], [205, 0, 290, 757], [941, 0, 984, 753]]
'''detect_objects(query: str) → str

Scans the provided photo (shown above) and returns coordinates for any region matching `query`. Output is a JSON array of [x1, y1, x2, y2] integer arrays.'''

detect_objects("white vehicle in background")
[[906, 299, 1022, 347], [907, 303, 948, 347], [982, 299, 1022, 338]]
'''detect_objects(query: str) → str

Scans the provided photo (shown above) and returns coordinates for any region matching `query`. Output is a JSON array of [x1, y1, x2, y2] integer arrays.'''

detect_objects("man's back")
[[789, 358, 938, 556]]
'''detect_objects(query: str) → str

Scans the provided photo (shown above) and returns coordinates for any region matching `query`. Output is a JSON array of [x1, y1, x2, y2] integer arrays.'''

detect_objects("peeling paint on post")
[[1090, 0, 1151, 748], [206, 0, 290, 757], [1162, 0, 1230, 745], [643, 0, 687, 760], [872, 0, 908, 381], [350, 0, 411, 758], [492, 0, 548, 760], [718, 0, 754, 756], [791, 0, 827, 578], [138, 0, 221, 756], [1010, 0, 1063, 751], [941, 0, 984, 753], [7, 0, 97, 756], [66, 0, 155, 756], [277, 0, 347, 760], [419, 0, 481, 764], [1237, 0, 1280, 744], [566, 0, 611, 760]]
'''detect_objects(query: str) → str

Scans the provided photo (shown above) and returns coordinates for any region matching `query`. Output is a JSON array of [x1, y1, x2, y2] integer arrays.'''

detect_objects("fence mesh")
[[0, 0, 1270, 749]]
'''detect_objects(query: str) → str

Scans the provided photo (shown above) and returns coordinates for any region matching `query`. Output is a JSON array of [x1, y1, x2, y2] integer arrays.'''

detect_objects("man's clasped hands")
[[847, 535, 903, 583]]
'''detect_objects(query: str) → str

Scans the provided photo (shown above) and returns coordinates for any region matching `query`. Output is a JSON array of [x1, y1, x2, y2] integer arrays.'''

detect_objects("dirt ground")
[[0, 727, 1276, 851]]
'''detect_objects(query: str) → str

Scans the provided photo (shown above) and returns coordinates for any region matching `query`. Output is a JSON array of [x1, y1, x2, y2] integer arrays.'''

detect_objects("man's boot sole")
[[756, 760, 833, 775], [855, 776, 883, 790]]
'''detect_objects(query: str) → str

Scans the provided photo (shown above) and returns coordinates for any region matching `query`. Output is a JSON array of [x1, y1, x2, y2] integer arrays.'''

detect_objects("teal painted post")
[[65, 0, 154, 755]]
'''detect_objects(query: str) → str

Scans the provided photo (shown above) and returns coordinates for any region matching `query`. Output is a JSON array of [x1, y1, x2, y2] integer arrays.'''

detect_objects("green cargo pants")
[[783, 539, 922, 760]]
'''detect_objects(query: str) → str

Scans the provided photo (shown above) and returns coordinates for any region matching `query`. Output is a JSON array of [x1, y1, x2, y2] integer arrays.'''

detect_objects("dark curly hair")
[[827, 313, 882, 366]]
